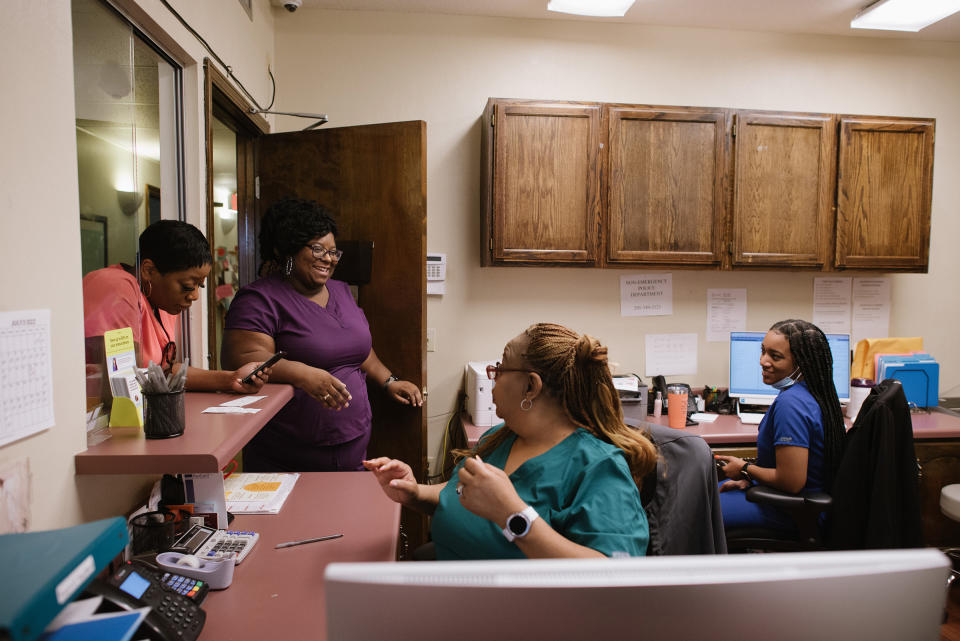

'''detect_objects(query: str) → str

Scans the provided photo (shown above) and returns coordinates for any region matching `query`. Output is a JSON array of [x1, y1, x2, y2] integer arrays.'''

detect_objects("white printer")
[[465, 360, 498, 427]]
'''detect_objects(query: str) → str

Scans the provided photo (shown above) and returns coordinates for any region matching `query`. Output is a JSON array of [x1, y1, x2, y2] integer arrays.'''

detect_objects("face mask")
[[771, 367, 801, 390]]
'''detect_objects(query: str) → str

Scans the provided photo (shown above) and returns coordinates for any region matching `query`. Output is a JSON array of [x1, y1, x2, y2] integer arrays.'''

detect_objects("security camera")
[[283, 0, 301, 11]]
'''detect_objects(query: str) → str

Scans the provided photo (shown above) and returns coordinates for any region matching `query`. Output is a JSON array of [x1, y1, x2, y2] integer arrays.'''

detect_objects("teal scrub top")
[[431, 426, 649, 560]]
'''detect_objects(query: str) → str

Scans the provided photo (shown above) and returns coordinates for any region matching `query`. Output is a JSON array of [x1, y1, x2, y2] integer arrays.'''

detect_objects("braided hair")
[[460, 323, 657, 489], [769, 319, 846, 490]]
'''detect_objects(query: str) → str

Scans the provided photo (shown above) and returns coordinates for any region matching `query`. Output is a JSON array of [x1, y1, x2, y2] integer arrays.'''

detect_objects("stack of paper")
[[223, 473, 300, 514]]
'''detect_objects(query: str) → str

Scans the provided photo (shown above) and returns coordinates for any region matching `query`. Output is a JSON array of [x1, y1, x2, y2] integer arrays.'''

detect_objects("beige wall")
[[273, 10, 960, 470], [0, 0, 274, 532]]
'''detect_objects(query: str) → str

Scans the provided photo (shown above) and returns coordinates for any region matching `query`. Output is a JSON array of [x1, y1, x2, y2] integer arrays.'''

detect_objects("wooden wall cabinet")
[[836, 116, 935, 272], [482, 98, 934, 272], [481, 99, 601, 265], [731, 111, 836, 269], [605, 105, 728, 267]]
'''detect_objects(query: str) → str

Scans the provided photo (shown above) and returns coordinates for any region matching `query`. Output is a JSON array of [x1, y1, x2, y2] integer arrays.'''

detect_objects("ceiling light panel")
[[851, 0, 960, 32], [547, 0, 637, 18]]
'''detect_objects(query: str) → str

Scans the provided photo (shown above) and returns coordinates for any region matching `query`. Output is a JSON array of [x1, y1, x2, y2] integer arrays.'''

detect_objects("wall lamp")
[[116, 189, 143, 216]]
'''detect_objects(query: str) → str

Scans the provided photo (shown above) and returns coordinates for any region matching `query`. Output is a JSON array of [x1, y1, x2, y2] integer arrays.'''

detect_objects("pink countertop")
[[75, 384, 294, 474], [462, 405, 960, 448], [199, 472, 399, 641]]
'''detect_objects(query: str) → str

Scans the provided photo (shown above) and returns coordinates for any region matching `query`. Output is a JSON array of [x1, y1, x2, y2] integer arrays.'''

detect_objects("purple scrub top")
[[224, 275, 372, 448]]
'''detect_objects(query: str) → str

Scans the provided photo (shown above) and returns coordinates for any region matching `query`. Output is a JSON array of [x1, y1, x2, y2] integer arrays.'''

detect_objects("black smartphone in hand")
[[240, 351, 286, 385]]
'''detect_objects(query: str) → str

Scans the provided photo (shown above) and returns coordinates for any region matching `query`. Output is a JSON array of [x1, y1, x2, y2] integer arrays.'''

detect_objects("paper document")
[[813, 277, 852, 335], [0, 309, 55, 446], [690, 413, 719, 423], [224, 473, 300, 514], [706, 289, 746, 342], [644, 333, 698, 377], [852, 277, 891, 346], [218, 395, 266, 407], [202, 406, 262, 414], [620, 273, 673, 317]]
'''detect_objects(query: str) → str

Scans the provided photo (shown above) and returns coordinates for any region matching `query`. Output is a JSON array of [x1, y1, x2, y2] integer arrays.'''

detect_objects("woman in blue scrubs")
[[364, 323, 657, 559], [715, 319, 846, 531]]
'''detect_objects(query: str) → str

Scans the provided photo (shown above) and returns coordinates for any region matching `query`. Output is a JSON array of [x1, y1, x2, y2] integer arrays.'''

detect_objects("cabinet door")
[[732, 111, 836, 268], [605, 106, 727, 266], [836, 116, 934, 271], [487, 100, 601, 264]]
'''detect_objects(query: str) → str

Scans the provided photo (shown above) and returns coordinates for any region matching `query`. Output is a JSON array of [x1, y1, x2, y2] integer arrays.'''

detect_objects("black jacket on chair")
[[828, 379, 923, 549]]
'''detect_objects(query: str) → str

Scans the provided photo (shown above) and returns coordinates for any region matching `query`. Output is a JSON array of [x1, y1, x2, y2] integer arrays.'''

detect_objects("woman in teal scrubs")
[[364, 323, 657, 559]]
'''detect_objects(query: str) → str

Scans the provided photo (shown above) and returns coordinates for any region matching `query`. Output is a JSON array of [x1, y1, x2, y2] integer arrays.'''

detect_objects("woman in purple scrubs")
[[221, 198, 422, 472]]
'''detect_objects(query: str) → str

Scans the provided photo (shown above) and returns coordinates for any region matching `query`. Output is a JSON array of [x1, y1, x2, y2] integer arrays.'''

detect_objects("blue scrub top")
[[756, 381, 826, 492], [431, 426, 649, 560]]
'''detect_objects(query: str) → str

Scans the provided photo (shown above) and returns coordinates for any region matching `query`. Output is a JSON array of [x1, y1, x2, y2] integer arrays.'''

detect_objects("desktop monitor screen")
[[325, 549, 948, 641], [729, 331, 851, 403]]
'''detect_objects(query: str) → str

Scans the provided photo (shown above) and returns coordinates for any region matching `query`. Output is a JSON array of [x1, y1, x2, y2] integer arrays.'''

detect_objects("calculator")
[[170, 524, 260, 564]]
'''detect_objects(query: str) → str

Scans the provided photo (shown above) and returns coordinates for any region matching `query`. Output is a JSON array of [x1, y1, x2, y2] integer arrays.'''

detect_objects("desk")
[[75, 385, 294, 474], [200, 472, 399, 641], [462, 406, 960, 546]]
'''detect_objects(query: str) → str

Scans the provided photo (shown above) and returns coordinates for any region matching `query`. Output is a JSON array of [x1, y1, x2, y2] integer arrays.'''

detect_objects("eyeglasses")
[[486, 362, 536, 381], [307, 245, 343, 261]]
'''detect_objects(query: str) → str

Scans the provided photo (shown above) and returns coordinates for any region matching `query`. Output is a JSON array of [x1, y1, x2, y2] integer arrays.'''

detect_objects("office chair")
[[626, 419, 727, 555], [725, 379, 921, 552]]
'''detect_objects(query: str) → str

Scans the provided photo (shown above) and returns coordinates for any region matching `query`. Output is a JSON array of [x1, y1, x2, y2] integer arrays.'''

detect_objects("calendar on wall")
[[0, 309, 54, 447]]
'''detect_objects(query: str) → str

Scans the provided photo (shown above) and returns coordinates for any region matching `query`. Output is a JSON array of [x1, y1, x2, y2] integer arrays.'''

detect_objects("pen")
[[275, 533, 344, 549]]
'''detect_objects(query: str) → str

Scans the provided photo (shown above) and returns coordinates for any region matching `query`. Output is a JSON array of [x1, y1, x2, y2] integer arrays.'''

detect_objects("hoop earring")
[[141, 280, 152, 299], [284, 257, 294, 277], [520, 398, 533, 411]]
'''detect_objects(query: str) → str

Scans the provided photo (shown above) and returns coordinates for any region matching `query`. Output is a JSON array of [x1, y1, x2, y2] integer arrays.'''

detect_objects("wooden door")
[[836, 116, 934, 272], [255, 122, 428, 551], [482, 99, 601, 265], [604, 105, 728, 267], [731, 111, 836, 269]]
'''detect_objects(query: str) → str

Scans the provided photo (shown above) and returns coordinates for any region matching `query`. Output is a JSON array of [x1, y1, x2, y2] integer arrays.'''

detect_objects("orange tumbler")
[[667, 385, 688, 429]]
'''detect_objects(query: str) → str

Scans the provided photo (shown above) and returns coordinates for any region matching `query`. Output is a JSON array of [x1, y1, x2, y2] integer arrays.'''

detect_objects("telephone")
[[82, 559, 207, 641]]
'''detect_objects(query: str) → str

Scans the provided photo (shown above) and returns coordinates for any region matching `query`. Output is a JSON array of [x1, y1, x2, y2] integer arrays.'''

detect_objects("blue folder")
[[0, 517, 128, 641]]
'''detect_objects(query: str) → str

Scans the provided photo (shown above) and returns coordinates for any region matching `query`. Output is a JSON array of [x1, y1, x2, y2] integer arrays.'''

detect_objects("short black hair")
[[139, 220, 212, 273], [258, 197, 338, 270]]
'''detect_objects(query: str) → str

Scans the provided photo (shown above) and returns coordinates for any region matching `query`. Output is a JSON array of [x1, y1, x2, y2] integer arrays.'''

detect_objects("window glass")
[[210, 112, 240, 369], [73, 0, 182, 426]]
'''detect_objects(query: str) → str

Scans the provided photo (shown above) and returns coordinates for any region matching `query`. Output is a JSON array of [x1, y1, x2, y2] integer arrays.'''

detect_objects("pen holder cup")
[[667, 385, 688, 430], [130, 510, 176, 556], [144, 390, 185, 439]]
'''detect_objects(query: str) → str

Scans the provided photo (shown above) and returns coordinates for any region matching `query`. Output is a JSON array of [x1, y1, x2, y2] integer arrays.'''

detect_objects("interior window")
[[72, 0, 183, 428]]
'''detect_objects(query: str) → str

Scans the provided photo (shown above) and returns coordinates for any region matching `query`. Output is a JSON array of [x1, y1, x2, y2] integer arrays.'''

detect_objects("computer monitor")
[[729, 331, 851, 404], [325, 549, 948, 641]]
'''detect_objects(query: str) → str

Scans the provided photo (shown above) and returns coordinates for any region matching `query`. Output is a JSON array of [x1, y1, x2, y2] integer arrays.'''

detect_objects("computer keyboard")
[[739, 412, 765, 425]]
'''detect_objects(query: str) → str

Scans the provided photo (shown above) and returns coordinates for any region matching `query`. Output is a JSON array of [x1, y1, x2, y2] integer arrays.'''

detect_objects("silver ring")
[[322, 393, 331, 401], [455, 484, 464, 496]]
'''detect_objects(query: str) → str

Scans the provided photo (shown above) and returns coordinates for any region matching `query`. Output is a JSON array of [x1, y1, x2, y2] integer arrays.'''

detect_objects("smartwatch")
[[502, 505, 539, 542], [740, 462, 753, 481]]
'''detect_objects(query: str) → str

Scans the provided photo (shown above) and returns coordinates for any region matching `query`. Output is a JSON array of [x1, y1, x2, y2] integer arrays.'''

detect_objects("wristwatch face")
[[507, 513, 529, 536]]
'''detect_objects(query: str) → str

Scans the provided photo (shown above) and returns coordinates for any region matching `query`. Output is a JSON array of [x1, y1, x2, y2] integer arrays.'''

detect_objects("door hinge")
[[728, 241, 734, 255], [731, 120, 737, 138], [255, 176, 260, 199], [490, 109, 496, 128], [489, 237, 494, 250]]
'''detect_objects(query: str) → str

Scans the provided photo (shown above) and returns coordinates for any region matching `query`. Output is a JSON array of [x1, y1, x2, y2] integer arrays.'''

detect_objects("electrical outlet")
[[427, 328, 437, 352]]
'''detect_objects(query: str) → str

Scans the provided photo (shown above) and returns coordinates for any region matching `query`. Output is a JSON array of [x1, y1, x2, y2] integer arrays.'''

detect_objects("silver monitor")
[[326, 549, 947, 641]]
